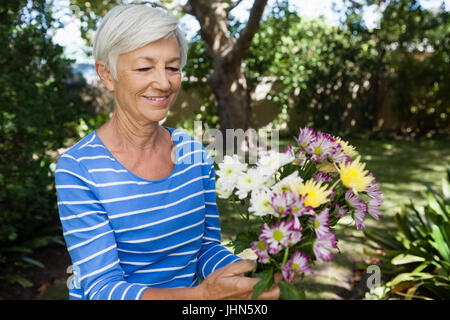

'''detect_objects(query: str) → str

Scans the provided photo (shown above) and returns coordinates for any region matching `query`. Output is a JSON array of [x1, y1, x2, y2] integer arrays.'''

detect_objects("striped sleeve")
[[55, 155, 148, 300], [196, 156, 242, 280]]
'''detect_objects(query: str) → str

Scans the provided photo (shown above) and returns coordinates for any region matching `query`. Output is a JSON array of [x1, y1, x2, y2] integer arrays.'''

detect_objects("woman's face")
[[110, 37, 182, 124]]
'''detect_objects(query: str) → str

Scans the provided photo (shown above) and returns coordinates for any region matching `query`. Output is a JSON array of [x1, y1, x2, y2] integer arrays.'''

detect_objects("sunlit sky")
[[50, 0, 448, 64]]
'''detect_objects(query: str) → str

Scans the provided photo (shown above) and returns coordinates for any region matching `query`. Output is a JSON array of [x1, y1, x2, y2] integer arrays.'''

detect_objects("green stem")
[[330, 178, 340, 191], [281, 246, 290, 269]]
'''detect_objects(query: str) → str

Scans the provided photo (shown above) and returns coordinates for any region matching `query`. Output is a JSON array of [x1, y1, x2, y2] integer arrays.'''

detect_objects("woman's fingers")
[[274, 272, 283, 284], [223, 259, 256, 276]]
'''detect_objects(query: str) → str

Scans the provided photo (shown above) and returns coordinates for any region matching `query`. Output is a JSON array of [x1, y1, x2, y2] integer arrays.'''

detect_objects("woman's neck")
[[99, 109, 163, 153]]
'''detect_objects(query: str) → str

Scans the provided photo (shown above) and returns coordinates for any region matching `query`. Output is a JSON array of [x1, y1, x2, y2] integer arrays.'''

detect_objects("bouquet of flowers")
[[215, 126, 382, 299]]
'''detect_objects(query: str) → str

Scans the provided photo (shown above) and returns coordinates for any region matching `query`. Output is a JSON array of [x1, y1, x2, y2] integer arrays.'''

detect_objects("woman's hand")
[[197, 260, 281, 300]]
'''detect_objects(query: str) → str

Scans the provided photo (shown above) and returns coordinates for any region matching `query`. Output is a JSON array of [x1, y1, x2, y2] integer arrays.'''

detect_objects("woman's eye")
[[167, 67, 180, 72], [137, 67, 151, 72]]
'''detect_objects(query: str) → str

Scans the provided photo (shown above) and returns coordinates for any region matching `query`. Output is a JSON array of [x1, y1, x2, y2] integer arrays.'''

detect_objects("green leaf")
[[442, 176, 450, 201], [363, 228, 402, 251], [251, 266, 274, 300], [388, 272, 434, 287], [232, 231, 258, 255], [391, 254, 425, 265], [5, 275, 34, 288], [0, 246, 33, 254], [429, 224, 450, 262], [426, 191, 446, 220], [279, 281, 306, 300], [21, 257, 45, 268], [412, 261, 432, 273]]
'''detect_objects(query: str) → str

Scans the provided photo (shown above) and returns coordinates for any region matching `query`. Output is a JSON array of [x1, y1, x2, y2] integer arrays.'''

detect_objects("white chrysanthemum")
[[217, 155, 247, 186], [216, 177, 234, 199], [272, 171, 304, 194], [257, 149, 295, 176], [236, 168, 264, 199], [249, 188, 278, 217]]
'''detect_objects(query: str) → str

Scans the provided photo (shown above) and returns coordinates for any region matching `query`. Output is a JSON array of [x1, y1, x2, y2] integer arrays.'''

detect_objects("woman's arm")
[[141, 260, 280, 300], [195, 157, 243, 279], [56, 155, 149, 300]]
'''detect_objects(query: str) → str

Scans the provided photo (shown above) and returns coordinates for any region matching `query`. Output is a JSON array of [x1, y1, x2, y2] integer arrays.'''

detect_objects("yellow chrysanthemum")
[[333, 136, 357, 158], [289, 179, 332, 208], [336, 156, 372, 192]]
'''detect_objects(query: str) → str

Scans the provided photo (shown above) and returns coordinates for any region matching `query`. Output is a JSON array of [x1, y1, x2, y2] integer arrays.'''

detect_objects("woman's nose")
[[151, 68, 171, 91]]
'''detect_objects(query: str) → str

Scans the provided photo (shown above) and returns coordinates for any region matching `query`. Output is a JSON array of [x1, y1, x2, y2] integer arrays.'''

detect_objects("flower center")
[[304, 190, 317, 207], [273, 230, 284, 242], [292, 263, 300, 270], [341, 168, 358, 185], [313, 219, 320, 229], [314, 147, 323, 155], [257, 241, 266, 251]]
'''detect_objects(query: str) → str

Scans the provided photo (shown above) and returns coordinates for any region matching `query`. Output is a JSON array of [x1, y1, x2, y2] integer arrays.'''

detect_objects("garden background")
[[0, 0, 448, 300]]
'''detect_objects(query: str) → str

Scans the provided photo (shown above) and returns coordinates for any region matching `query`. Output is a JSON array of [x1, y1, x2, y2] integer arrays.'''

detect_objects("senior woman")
[[55, 4, 280, 300]]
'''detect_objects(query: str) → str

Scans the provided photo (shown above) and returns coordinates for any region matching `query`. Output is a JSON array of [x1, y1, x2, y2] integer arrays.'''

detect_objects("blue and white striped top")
[[55, 126, 241, 300]]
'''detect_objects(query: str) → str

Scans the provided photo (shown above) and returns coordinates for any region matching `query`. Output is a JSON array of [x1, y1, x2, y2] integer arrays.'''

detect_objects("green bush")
[[0, 1, 95, 286], [363, 168, 450, 300]]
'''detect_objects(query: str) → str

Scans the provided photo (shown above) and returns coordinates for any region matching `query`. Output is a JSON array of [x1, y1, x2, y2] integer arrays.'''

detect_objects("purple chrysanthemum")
[[345, 190, 368, 230], [368, 197, 382, 220], [282, 251, 313, 282], [313, 232, 337, 264], [329, 140, 352, 164], [308, 131, 338, 163], [250, 240, 269, 264], [270, 192, 314, 231], [260, 220, 302, 254], [270, 190, 298, 216], [313, 171, 333, 183], [294, 126, 316, 149], [310, 208, 330, 238], [334, 203, 349, 218], [366, 176, 382, 220]]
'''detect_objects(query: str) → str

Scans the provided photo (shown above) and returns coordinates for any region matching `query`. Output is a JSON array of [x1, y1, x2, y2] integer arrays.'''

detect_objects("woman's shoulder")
[[55, 130, 106, 170], [169, 127, 205, 150], [169, 127, 213, 164]]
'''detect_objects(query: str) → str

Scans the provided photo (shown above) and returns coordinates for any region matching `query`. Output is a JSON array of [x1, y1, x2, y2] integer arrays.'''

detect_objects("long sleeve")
[[55, 155, 148, 300], [196, 159, 242, 280]]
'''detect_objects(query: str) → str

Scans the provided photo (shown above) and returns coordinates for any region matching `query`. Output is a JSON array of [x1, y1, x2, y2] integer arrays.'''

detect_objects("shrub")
[[363, 168, 450, 300], [0, 1, 95, 286]]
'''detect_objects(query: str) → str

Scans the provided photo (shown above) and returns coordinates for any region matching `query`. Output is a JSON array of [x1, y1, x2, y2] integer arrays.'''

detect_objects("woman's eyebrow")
[[137, 56, 181, 63]]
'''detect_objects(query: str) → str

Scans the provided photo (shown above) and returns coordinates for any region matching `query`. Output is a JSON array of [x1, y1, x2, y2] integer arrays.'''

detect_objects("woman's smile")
[[142, 95, 170, 107]]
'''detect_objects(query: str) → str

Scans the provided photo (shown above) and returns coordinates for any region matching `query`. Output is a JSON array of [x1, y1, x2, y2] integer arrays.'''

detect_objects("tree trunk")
[[187, 0, 267, 133], [208, 58, 251, 133]]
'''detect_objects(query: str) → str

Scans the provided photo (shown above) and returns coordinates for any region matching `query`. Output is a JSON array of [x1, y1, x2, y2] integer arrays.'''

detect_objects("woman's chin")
[[145, 109, 170, 123]]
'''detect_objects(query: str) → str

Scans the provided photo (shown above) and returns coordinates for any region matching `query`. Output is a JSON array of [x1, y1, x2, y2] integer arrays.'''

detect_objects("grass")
[[217, 138, 450, 299]]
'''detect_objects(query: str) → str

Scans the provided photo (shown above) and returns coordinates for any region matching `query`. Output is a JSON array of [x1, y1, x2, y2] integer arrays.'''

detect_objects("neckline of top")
[[92, 126, 180, 183]]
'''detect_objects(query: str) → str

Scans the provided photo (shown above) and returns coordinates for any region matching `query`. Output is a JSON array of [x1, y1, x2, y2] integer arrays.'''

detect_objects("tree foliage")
[[0, 0, 95, 284], [187, 0, 449, 138]]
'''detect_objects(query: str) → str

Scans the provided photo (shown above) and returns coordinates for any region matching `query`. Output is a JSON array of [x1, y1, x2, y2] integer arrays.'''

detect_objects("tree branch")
[[226, 0, 244, 13], [188, 0, 233, 57], [227, 0, 268, 64]]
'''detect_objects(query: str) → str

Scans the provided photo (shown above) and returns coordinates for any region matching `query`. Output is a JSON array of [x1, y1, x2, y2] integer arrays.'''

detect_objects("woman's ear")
[[95, 61, 115, 91]]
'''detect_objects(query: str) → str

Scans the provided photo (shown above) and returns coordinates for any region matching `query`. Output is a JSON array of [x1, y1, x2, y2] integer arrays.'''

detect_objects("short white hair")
[[93, 4, 188, 80]]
